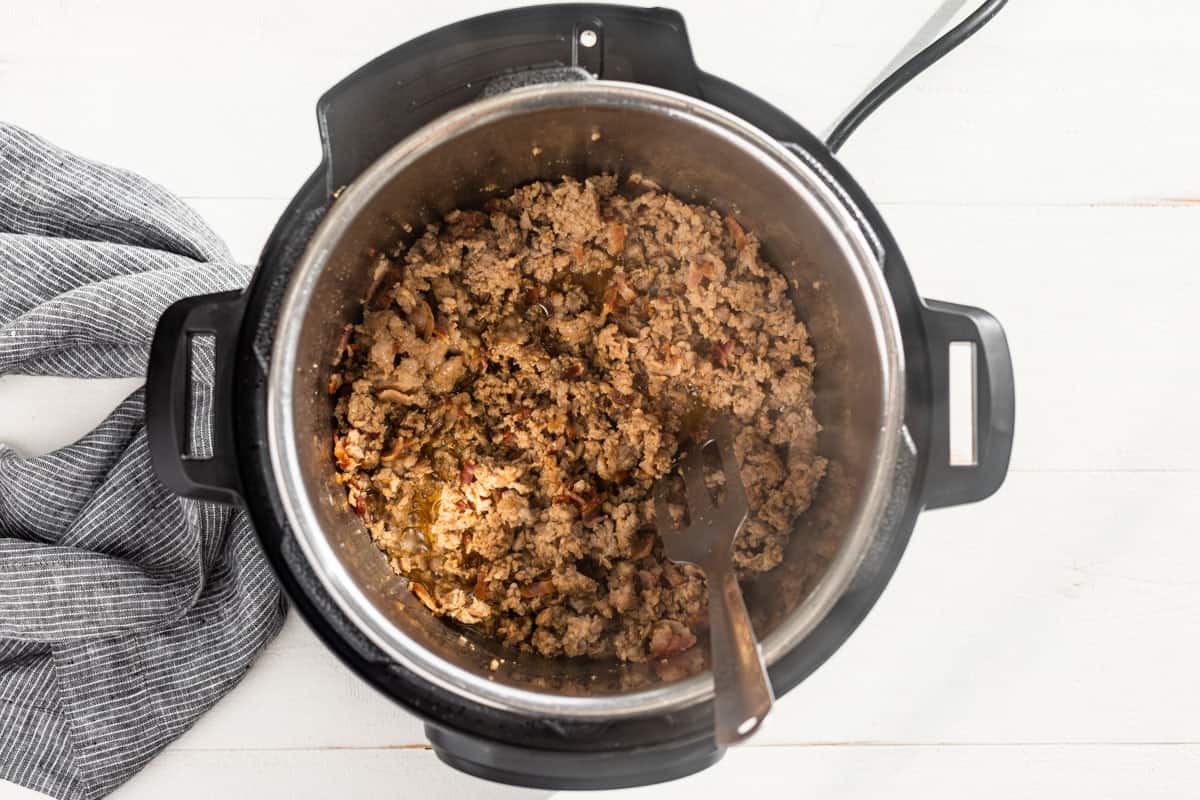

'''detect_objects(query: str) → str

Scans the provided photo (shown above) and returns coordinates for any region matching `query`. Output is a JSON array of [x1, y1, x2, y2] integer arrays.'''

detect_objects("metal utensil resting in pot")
[[145, 4, 1013, 790]]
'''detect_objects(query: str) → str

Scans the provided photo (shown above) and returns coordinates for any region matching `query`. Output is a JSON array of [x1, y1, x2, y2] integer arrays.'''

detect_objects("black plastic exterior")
[[317, 4, 702, 194], [427, 724, 723, 790], [146, 290, 245, 504], [919, 300, 1016, 509], [142, 4, 1015, 790]]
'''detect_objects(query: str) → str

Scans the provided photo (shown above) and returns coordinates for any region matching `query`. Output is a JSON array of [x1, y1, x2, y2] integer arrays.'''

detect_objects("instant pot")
[[147, 5, 1014, 789]]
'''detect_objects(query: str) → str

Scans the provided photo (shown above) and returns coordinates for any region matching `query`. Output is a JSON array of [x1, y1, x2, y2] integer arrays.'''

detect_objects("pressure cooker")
[[146, 4, 1014, 789]]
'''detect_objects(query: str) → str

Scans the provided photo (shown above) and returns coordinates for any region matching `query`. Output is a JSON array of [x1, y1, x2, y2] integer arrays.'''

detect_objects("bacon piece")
[[411, 583, 439, 612], [724, 215, 748, 251], [474, 566, 490, 600], [520, 579, 555, 599]]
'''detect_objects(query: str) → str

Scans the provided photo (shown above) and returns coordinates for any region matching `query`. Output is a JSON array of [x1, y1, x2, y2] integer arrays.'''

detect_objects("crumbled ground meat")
[[331, 175, 826, 663]]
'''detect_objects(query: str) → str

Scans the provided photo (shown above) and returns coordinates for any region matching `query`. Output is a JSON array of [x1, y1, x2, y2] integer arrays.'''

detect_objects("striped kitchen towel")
[[0, 123, 286, 799]]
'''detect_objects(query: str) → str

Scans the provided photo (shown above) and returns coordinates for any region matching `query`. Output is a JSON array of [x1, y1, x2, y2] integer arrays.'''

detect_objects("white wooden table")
[[3, 1, 1199, 797]]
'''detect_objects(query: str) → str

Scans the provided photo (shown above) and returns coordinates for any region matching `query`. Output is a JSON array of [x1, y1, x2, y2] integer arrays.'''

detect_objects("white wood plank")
[[8, 743, 1199, 799], [186, 197, 288, 266], [98, 744, 1200, 799], [0, 376, 142, 457], [9, 742, 1200, 800], [878, 202, 1200, 472], [1, 1, 1195, 204], [778, 471, 1200, 745], [178, 615, 426, 750]]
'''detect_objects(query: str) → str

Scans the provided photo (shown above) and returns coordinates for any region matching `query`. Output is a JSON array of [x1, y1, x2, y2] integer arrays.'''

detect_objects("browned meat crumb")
[[332, 175, 826, 663]]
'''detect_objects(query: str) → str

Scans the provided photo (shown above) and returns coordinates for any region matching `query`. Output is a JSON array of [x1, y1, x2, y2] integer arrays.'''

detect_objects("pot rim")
[[267, 80, 905, 719]]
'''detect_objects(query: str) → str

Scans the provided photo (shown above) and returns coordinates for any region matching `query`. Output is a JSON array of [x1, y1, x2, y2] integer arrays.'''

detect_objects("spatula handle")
[[706, 566, 775, 745]]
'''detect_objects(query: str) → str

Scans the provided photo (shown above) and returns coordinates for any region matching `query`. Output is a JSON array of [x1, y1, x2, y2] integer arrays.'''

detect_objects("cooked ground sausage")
[[331, 175, 826, 663]]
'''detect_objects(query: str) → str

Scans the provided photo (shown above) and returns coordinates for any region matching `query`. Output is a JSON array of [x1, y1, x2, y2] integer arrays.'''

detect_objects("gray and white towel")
[[0, 123, 286, 799]]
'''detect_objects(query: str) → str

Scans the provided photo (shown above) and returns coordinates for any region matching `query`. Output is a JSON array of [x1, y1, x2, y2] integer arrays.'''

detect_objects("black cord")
[[826, 0, 1008, 153]]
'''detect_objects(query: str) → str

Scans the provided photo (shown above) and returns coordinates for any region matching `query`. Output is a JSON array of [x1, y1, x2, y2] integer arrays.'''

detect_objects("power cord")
[[826, 0, 1009, 153]]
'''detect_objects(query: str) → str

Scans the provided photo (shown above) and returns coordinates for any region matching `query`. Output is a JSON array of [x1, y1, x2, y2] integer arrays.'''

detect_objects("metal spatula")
[[654, 414, 774, 745]]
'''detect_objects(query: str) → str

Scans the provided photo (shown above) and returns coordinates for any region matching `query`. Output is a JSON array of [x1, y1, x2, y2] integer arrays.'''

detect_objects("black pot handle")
[[919, 299, 1015, 509], [146, 290, 245, 505]]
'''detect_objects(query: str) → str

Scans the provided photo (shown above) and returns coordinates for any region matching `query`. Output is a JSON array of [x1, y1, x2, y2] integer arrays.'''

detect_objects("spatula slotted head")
[[654, 415, 749, 568]]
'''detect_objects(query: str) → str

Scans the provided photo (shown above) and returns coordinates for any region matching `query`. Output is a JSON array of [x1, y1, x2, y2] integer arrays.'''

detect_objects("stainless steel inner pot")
[[268, 81, 904, 719]]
